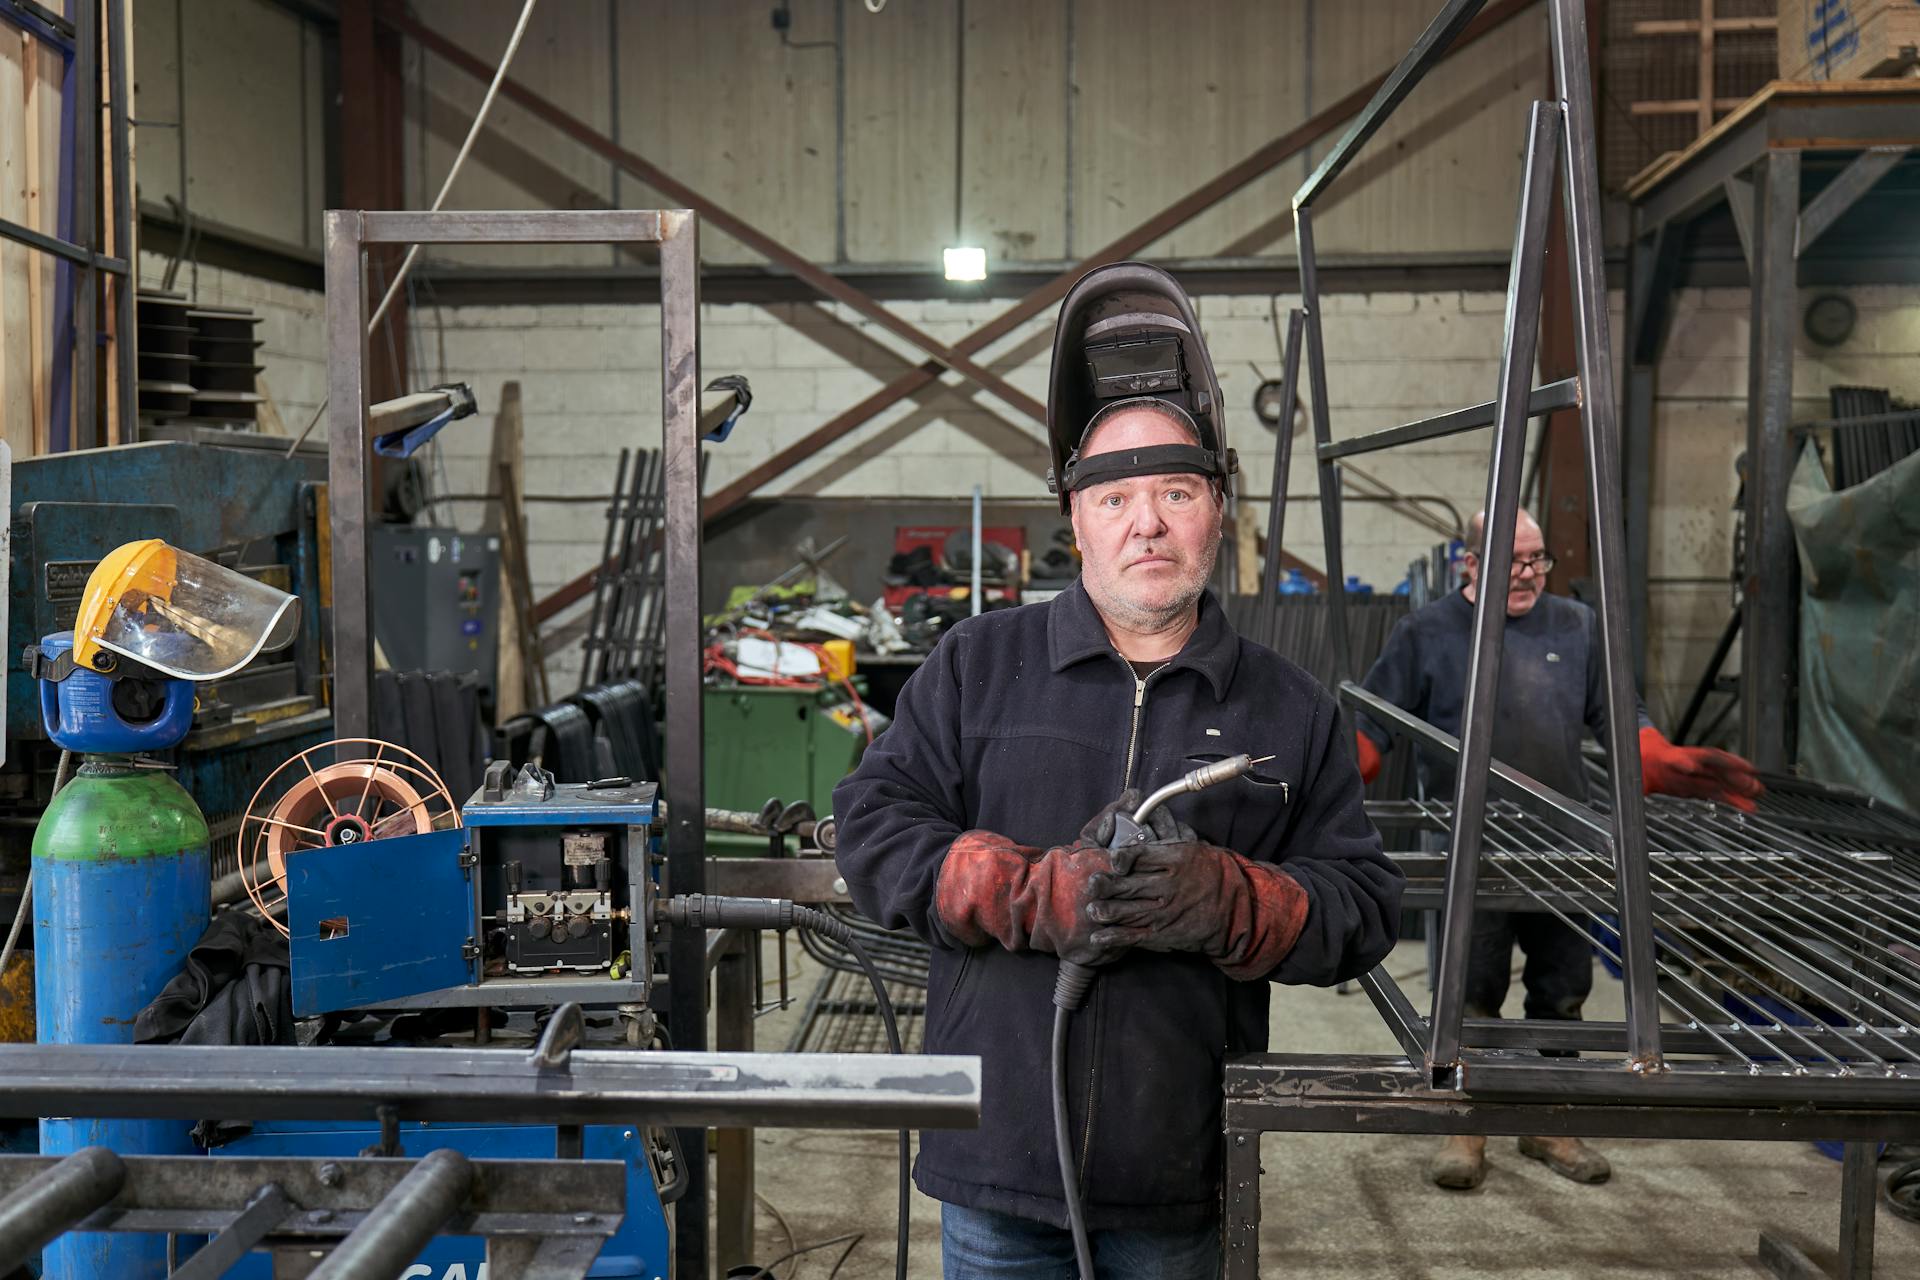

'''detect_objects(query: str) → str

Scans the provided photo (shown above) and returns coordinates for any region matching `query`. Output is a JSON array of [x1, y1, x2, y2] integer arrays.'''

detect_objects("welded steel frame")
[[325, 207, 714, 1272], [1622, 82, 1920, 770], [1225, 7, 1920, 1277], [1291, 0, 1660, 1081]]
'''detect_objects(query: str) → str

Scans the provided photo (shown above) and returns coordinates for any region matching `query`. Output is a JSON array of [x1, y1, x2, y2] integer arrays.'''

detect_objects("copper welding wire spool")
[[239, 738, 460, 936]]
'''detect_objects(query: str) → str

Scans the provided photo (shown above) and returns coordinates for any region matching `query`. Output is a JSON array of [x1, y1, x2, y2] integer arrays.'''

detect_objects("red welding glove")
[[933, 795, 1144, 968], [1085, 827, 1311, 981], [1638, 726, 1764, 812], [1355, 732, 1384, 785]]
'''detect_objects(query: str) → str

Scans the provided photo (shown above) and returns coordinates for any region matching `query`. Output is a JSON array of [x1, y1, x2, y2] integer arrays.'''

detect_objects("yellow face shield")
[[71, 539, 300, 681]]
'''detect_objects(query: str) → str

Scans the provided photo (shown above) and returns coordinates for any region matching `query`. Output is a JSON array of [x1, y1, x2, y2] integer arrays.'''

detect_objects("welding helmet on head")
[[69, 539, 300, 682], [1044, 261, 1234, 514]]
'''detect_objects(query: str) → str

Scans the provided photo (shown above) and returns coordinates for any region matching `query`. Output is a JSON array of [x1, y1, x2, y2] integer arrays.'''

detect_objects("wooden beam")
[[1628, 98, 1748, 116], [1629, 16, 1775, 35], [383, 10, 1045, 429], [532, 0, 1540, 625]]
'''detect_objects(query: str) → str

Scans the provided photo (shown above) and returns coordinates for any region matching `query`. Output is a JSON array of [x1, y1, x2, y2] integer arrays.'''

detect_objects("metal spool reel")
[[239, 738, 461, 935]]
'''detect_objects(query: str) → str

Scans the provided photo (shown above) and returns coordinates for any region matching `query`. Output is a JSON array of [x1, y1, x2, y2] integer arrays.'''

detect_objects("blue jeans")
[[940, 1202, 1220, 1280]]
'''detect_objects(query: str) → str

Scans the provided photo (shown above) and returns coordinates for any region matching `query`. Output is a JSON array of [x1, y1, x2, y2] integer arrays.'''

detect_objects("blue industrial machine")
[[217, 758, 672, 1278]]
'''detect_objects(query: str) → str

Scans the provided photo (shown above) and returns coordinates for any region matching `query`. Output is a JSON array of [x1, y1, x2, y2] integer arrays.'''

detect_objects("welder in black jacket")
[[833, 263, 1403, 1280]]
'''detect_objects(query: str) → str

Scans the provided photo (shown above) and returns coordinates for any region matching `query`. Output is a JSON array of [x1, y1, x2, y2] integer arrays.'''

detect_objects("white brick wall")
[[149, 260, 1920, 717]]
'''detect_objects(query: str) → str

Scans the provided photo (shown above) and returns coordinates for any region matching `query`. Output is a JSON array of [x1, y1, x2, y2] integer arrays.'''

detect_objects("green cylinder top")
[[32, 762, 211, 863]]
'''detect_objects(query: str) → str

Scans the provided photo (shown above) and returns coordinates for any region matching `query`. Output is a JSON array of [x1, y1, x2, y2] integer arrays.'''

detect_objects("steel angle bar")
[[170, 1183, 292, 1280], [360, 209, 666, 245], [1317, 378, 1580, 462], [1222, 1055, 1920, 1141], [1294, 0, 1490, 210], [1259, 308, 1306, 631], [1549, 0, 1663, 1070], [0, 1045, 982, 1130], [1357, 967, 1429, 1063], [1344, 686, 1614, 846], [1426, 100, 1561, 1076], [1295, 209, 1355, 689], [0, 1147, 125, 1272], [0, 216, 127, 272], [576, 448, 629, 692]]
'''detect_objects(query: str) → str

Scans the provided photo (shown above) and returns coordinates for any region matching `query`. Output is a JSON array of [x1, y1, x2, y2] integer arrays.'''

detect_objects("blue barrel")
[[33, 760, 210, 1280]]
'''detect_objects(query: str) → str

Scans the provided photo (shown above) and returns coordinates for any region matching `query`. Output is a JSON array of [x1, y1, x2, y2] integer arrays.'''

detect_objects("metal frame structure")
[[1226, 4, 1920, 1278], [326, 206, 718, 1273], [0, 1009, 980, 1279], [1620, 81, 1920, 772]]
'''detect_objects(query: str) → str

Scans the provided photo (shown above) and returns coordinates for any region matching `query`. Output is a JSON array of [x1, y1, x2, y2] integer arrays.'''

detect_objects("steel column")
[[1838, 1139, 1878, 1280], [1258, 308, 1305, 623], [1221, 1131, 1260, 1280], [714, 933, 755, 1272], [105, 0, 136, 441], [1425, 101, 1561, 1075], [1293, 208, 1354, 684], [1621, 220, 1679, 684], [1741, 149, 1800, 772], [71, 0, 96, 450], [324, 210, 374, 738], [1549, 0, 1664, 1069], [656, 210, 710, 1280]]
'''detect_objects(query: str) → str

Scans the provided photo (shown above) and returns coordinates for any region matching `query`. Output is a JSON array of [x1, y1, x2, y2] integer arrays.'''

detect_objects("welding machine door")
[[286, 828, 474, 1016]]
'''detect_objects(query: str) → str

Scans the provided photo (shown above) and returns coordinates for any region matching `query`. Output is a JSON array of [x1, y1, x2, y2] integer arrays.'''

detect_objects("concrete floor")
[[732, 937, 1920, 1279]]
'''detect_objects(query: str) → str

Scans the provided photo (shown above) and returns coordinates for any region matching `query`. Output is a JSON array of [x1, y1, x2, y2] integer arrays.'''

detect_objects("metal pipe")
[[0, 1146, 126, 1271], [1259, 308, 1304, 629], [308, 1149, 472, 1280], [970, 484, 982, 617], [1549, 0, 1664, 1068], [1294, 207, 1353, 684], [1425, 100, 1561, 1076], [106, 0, 135, 441], [72, 0, 96, 450]]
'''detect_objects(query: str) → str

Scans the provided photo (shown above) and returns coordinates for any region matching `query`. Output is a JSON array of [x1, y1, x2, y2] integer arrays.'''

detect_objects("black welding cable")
[[660, 896, 911, 1280], [1051, 1003, 1095, 1278]]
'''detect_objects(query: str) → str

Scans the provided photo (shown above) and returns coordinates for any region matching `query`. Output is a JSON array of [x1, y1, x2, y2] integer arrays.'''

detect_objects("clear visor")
[[93, 545, 300, 681]]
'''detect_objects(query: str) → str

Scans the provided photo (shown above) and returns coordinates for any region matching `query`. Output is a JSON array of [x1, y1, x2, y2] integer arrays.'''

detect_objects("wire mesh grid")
[[1401, 784, 1920, 1075]]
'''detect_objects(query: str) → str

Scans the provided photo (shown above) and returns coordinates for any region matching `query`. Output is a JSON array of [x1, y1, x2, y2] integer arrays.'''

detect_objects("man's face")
[[1463, 516, 1549, 618], [1068, 408, 1222, 632]]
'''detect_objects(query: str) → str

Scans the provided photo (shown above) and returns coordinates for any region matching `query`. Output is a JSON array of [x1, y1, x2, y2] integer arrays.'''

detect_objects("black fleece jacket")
[[833, 579, 1402, 1232]]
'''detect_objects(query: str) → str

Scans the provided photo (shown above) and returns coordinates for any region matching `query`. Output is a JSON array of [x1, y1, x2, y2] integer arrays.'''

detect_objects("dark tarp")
[[1788, 441, 1920, 813]]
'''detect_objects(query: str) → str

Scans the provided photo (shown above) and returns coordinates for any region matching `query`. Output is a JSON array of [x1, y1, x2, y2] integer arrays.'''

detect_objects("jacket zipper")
[[1082, 667, 1157, 1184]]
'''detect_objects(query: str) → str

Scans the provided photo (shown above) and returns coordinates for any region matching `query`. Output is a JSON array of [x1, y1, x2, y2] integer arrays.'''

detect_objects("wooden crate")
[[1779, 0, 1920, 80]]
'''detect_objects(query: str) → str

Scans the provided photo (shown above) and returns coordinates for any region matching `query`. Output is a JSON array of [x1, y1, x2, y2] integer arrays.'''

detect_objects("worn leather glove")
[[933, 796, 1147, 967], [1355, 731, 1384, 785], [1086, 822, 1311, 981], [1639, 726, 1763, 812]]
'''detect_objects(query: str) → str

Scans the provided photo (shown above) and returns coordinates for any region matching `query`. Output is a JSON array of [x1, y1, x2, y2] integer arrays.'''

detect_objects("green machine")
[[702, 683, 873, 854]]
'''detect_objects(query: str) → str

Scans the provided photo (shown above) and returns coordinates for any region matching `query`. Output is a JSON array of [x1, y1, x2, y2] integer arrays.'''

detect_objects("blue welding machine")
[[211, 768, 673, 1277]]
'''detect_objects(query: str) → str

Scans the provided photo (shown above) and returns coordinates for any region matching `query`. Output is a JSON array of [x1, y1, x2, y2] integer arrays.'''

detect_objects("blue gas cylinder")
[[33, 760, 210, 1279]]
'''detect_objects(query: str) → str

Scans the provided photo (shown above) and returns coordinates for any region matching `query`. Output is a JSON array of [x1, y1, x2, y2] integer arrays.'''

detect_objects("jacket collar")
[[1047, 577, 1240, 701]]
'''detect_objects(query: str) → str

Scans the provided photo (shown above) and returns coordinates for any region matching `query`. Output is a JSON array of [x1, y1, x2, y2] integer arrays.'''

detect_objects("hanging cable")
[[285, 0, 541, 458]]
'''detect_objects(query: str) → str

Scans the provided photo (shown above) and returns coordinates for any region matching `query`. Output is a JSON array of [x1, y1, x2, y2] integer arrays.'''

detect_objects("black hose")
[[1050, 1004, 1095, 1278], [658, 896, 911, 1280]]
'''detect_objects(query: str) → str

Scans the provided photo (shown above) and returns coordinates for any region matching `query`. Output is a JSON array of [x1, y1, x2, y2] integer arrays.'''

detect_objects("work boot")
[[1427, 1135, 1487, 1190], [1518, 1135, 1611, 1184]]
